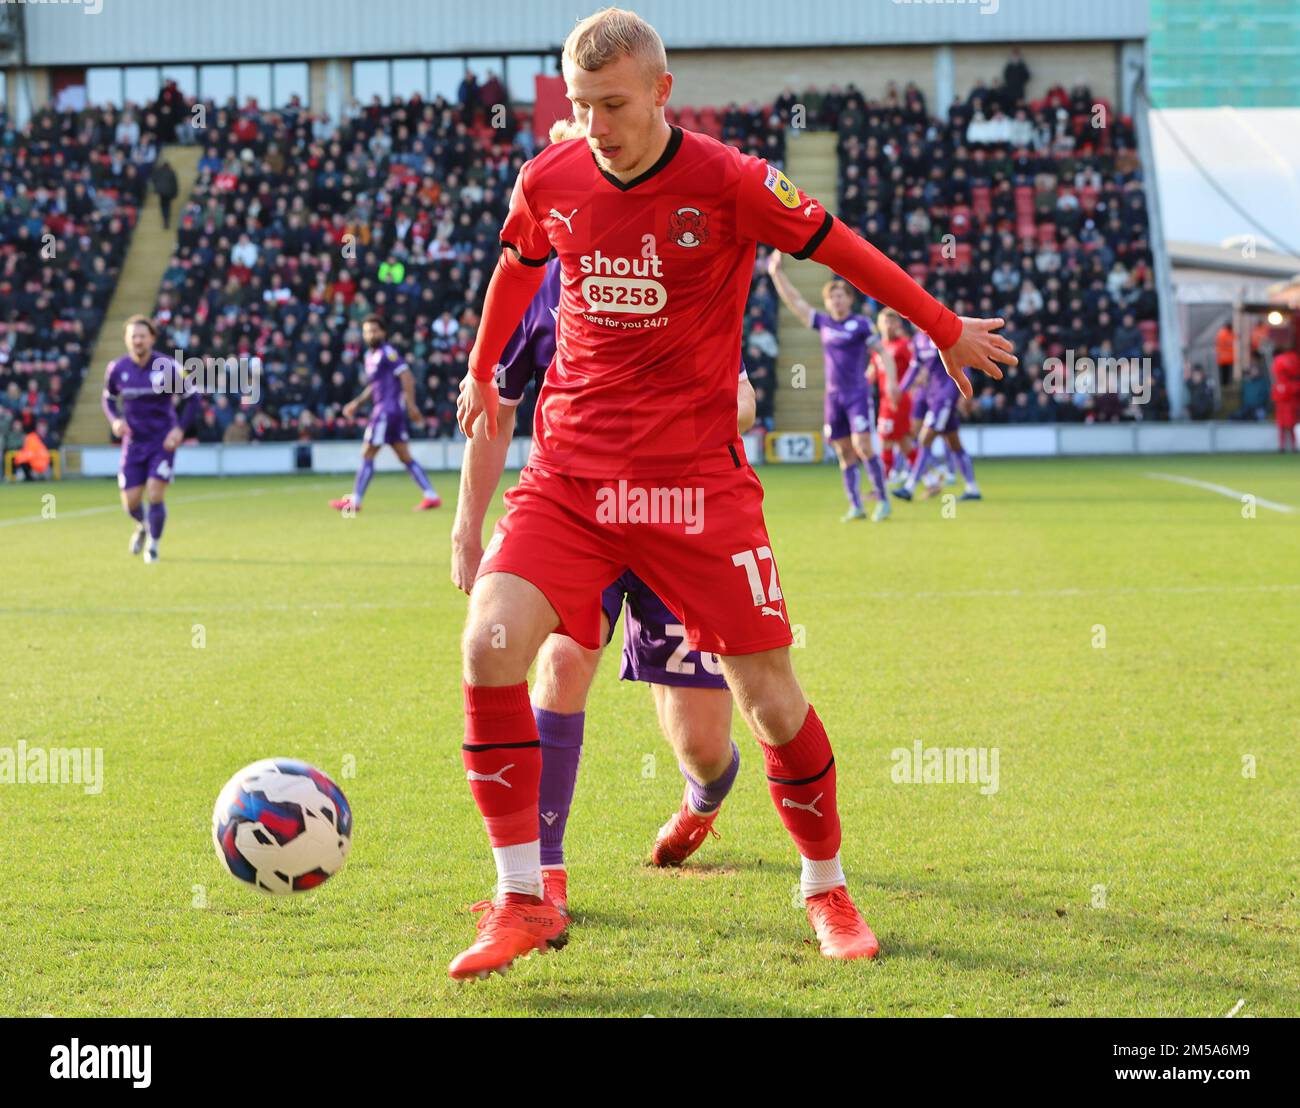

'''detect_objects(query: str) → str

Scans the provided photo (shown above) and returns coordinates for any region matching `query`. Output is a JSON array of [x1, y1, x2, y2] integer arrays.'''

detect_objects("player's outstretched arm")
[[808, 218, 1016, 399], [464, 250, 548, 439], [401, 372, 423, 425], [450, 391, 518, 595], [766, 251, 815, 328], [102, 363, 126, 439], [342, 383, 372, 420]]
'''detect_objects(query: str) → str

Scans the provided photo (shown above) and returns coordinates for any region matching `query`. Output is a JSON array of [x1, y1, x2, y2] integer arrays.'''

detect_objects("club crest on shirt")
[[763, 165, 801, 209], [668, 206, 709, 248]]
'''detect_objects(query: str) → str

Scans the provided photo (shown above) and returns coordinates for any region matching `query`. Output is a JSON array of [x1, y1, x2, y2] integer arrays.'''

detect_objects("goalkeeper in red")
[[451, 6, 1015, 980]]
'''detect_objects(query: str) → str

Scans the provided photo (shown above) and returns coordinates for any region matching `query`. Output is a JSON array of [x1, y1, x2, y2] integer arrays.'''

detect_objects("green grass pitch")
[[1, 455, 1296, 1016]]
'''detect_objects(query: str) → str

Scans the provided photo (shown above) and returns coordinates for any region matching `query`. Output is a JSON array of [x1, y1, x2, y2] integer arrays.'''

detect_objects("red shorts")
[[477, 464, 794, 655], [877, 393, 912, 443]]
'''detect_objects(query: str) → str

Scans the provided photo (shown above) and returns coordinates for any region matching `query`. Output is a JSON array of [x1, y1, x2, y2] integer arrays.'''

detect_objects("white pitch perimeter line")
[[1146, 472, 1295, 514], [4, 583, 1299, 619], [0, 482, 335, 529]]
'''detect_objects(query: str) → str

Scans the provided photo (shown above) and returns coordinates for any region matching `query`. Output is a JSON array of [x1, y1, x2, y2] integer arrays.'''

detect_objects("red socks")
[[462, 681, 540, 847], [758, 705, 841, 860]]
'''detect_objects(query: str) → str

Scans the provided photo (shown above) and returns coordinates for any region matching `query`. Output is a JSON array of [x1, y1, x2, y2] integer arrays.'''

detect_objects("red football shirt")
[[499, 126, 832, 478]]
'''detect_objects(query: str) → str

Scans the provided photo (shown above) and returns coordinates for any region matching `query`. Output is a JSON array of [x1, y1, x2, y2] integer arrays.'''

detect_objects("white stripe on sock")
[[493, 840, 542, 899], [800, 853, 846, 899]]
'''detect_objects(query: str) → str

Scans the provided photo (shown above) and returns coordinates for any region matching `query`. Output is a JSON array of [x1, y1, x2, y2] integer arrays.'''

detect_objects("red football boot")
[[330, 495, 359, 512], [541, 868, 569, 920], [414, 494, 442, 511], [651, 800, 720, 867], [448, 893, 568, 981], [805, 886, 880, 960]]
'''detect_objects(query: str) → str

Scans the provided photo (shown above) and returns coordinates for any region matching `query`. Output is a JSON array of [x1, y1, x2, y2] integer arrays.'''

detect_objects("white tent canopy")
[[1150, 108, 1300, 258]]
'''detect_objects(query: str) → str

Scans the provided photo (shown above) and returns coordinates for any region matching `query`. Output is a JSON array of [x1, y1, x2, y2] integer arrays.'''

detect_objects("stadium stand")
[[0, 102, 152, 460], [14, 60, 1171, 456]]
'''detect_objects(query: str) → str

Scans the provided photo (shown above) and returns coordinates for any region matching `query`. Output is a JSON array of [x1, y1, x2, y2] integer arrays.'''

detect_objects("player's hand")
[[111, 418, 127, 439], [163, 426, 183, 451], [457, 372, 499, 440], [408, 407, 424, 428], [342, 400, 358, 420], [766, 250, 783, 277], [939, 317, 1017, 400], [450, 530, 484, 595]]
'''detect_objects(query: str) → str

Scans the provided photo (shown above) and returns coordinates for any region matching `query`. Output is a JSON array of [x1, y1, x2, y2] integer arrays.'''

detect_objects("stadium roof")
[[1150, 108, 1300, 260], [20, 0, 1149, 66]]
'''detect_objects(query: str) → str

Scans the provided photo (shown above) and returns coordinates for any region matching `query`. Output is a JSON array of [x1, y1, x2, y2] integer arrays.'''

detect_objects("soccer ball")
[[212, 758, 353, 895]]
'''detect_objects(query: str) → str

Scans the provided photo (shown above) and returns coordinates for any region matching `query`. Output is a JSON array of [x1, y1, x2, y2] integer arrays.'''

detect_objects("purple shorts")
[[363, 410, 409, 447], [823, 390, 873, 442], [600, 570, 728, 690], [922, 391, 961, 434], [910, 393, 927, 428], [118, 439, 175, 489]]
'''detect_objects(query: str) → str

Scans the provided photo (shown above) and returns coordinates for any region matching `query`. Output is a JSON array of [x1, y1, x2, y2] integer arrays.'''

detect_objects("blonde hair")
[[548, 117, 585, 143], [563, 7, 667, 80]]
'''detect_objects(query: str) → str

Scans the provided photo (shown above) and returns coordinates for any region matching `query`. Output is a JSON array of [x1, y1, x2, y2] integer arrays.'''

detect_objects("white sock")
[[493, 840, 542, 899], [801, 853, 846, 899]]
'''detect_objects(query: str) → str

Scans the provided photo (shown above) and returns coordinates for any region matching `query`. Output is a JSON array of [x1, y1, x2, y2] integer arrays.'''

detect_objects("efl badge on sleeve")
[[763, 165, 802, 209]]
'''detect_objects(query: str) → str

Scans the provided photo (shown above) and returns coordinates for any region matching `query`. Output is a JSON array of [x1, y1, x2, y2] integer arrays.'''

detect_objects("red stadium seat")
[[1079, 187, 1100, 213], [1139, 320, 1159, 346], [971, 186, 992, 220]]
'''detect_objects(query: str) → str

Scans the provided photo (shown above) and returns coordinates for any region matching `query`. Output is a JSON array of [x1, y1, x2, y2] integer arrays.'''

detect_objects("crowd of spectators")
[[761, 52, 1168, 422], [0, 102, 153, 461], [0, 55, 1182, 457], [150, 86, 785, 441]]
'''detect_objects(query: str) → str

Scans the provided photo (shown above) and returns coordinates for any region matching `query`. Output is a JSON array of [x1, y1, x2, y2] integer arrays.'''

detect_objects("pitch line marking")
[[1145, 472, 1295, 514], [0, 483, 334, 528], [5, 583, 1300, 619]]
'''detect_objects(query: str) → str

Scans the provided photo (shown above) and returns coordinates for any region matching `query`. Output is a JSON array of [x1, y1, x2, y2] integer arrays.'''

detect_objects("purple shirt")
[[364, 343, 409, 416], [907, 332, 960, 404], [102, 353, 197, 443], [810, 311, 874, 395]]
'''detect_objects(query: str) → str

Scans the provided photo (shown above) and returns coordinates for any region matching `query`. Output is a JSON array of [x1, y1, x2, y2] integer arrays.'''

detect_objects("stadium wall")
[[20, 0, 1149, 66], [669, 42, 1120, 111], [67, 424, 1281, 482]]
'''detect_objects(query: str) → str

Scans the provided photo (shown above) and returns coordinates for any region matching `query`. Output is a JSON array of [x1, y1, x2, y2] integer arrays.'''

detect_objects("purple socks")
[[405, 458, 436, 497], [865, 454, 887, 501], [352, 458, 374, 505], [953, 446, 976, 487], [128, 503, 144, 523], [535, 707, 584, 867], [146, 501, 166, 541], [904, 442, 932, 491], [841, 461, 862, 510], [682, 742, 740, 816]]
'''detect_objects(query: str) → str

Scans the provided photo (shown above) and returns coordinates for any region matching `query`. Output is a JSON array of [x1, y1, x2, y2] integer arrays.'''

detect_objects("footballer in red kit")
[[450, 6, 1016, 980]]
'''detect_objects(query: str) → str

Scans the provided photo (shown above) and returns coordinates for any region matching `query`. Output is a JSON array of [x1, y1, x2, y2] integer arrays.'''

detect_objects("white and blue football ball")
[[212, 758, 353, 895]]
